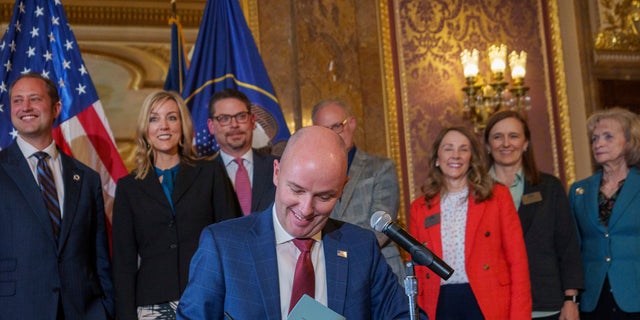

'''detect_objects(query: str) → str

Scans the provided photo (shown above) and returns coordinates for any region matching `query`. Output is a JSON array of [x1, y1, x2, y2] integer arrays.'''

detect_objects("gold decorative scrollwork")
[[595, 0, 640, 51]]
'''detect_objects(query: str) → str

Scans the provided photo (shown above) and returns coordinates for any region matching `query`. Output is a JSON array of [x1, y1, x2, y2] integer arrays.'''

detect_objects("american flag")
[[0, 0, 128, 224]]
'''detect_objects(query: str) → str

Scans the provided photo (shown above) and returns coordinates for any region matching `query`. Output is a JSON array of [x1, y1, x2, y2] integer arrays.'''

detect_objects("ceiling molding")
[[0, 2, 204, 28]]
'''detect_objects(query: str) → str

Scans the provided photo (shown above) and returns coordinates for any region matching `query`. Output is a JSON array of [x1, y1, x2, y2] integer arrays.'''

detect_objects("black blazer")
[[112, 158, 242, 320], [518, 172, 584, 311], [214, 148, 278, 213]]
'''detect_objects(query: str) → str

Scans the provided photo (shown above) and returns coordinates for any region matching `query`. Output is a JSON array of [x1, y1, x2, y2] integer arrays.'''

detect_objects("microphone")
[[370, 211, 454, 280]]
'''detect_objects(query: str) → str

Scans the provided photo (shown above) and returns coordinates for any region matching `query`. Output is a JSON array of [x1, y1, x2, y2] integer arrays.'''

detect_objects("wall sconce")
[[460, 44, 530, 132]]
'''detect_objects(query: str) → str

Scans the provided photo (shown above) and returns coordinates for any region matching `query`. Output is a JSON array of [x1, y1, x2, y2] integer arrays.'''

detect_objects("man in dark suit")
[[0, 73, 114, 319], [177, 126, 426, 319], [312, 99, 405, 281], [207, 88, 277, 215]]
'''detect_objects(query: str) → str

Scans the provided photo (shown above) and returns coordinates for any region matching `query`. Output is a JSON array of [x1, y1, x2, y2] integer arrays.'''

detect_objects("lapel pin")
[[576, 187, 584, 195], [73, 174, 80, 181], [337, 250, 347, 258]]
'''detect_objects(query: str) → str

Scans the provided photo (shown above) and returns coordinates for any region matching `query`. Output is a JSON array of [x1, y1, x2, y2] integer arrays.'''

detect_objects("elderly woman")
[[409, 126, 531, 320], [569, 107, 640, 319], [112, 90, 241, 319], [485, 111, 583, 320]]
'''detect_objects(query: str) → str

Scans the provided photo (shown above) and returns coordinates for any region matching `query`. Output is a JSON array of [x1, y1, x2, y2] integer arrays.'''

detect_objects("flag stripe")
[[76, 104, 128, 179]]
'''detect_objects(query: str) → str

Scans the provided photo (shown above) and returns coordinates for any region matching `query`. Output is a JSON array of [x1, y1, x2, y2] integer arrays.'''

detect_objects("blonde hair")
[[587, 107, 640, 168], [421, 126, 494, 205], [134, 90, 198, 179]]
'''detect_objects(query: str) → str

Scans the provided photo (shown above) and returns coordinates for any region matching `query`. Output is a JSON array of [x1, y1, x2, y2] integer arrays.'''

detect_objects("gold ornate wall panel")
[[576, 0, 640, 117], [594, 0, 640, 51], [274, 0, 388, 154], [256, 0, 404, 217], [293, 1, 365, 128], [394, 0, 571, 201]]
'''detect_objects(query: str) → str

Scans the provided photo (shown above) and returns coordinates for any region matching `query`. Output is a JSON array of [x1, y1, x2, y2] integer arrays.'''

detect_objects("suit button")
[[168, 220, 174, 228], [170, 244, 178, 249], [425, 273, 430, 279], [483, 264, 490, 270], [605, 257, 611, 262], [484, 231, 490, 237], [53, 287, 60, 293], [604, 233, 609, 238]]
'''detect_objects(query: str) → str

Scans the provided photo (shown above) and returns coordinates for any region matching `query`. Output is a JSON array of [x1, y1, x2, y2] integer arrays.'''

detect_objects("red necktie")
[[289, 238, 315, 313], [233, 157, 252, 215]]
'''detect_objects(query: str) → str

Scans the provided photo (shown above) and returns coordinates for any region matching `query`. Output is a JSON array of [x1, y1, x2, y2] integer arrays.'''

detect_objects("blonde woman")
[[569, 107, 640, 319], [112, 90, 241, 319]]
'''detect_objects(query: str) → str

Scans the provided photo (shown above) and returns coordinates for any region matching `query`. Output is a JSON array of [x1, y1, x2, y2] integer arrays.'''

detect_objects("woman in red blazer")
[[409, 126, 531, 320]]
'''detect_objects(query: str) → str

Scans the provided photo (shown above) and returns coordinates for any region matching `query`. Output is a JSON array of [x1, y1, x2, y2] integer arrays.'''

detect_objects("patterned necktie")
[[33, 152, 61, 241], [289, 238, 315, 313], [234, 157, 252, 215]]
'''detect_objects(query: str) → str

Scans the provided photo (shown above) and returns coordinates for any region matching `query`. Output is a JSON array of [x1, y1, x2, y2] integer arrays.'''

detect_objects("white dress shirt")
[[219, 149, 254, 187], [272, 206, 327, 319], [17, 137, 65, 218]]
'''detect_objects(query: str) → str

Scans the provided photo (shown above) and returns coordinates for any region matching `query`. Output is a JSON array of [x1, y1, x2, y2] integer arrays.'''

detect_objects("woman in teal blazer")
[[569, 107, 640, 319]]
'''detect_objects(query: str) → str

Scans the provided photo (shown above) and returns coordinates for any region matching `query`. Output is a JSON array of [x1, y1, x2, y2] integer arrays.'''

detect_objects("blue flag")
[[0, 0, 127, 223], [183, 0, 291, 156], [163, 7, 188, 93]]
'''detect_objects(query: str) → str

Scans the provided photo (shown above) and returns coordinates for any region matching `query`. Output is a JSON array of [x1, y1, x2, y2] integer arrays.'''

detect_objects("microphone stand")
[[404, 261, 419, 320]]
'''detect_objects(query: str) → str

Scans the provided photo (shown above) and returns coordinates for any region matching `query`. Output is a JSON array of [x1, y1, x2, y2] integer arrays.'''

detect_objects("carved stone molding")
[[0, 2, 204, 28]]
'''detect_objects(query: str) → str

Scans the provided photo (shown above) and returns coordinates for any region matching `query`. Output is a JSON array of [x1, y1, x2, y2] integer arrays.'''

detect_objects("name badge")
[[521, 191, 543, 205], [424, 213, 440, 228]]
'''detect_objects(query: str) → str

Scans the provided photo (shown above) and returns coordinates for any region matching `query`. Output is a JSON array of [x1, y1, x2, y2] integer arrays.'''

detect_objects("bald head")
[[272, 126, 348, 238], [311, 100, 356, 150], [280, 126, 347, 170]]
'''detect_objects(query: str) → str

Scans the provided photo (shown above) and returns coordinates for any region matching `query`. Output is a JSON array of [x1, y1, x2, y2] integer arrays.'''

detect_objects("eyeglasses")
[[327, 117, 349, 133], [212, 111, 251, 126]]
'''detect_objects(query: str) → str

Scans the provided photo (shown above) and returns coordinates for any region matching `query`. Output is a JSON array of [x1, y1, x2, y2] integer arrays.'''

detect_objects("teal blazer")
[[569, 167, 640, 312]]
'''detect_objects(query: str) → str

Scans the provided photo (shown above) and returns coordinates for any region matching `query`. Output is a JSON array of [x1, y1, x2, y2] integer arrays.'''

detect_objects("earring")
[[435, 162, 440, 167]]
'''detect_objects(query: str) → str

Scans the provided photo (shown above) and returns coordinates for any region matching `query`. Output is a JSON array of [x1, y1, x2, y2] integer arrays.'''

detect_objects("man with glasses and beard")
[[207, 89, 278, 216]]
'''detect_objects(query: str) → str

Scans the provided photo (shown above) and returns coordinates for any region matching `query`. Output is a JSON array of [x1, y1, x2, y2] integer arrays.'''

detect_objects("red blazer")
[[409, 184, 531, 320]]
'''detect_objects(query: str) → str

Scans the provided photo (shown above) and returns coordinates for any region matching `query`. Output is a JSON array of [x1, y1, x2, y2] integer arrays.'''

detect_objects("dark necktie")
[[289, 238, 315, 313], [234, 157, 252, 215], [33, 152, 62, 241]]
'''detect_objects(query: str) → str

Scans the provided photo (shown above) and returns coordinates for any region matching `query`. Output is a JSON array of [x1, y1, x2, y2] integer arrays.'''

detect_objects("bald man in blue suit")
[[177, 126, 425, 320]]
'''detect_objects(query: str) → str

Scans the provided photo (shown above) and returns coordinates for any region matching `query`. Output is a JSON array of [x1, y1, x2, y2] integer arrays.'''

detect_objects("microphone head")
[[370, 211, 392, 232]]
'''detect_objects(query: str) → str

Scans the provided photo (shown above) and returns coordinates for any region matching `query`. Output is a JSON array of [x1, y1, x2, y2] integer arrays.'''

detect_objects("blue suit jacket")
[[569, 167, 640, 312], [0, 142, 114, 319], [177, 207, 425, 320]]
